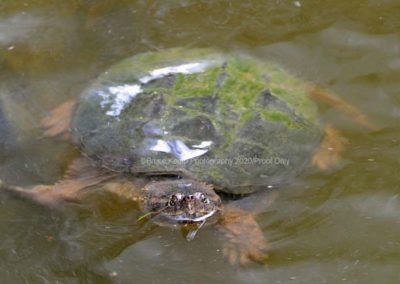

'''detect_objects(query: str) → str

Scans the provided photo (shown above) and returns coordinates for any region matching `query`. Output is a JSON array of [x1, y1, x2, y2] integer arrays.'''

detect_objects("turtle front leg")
[[8, 157, 116, 207], [312, 124, 347, 170], [217, 206, 269, 265]]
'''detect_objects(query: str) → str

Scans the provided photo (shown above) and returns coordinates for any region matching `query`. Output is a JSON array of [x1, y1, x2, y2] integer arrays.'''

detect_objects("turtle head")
[[141, 179, 221, 226]]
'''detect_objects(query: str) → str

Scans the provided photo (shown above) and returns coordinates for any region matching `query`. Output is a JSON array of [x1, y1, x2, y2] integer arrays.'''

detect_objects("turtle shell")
[[72, 48, 323, 194]]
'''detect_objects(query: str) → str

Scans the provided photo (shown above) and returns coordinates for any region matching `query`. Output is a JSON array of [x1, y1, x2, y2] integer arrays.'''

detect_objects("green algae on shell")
[[72, 48, 323, 194]]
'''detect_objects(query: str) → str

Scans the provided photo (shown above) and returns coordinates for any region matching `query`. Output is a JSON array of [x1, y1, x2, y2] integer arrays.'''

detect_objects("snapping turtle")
[[8, 48, 372, 265]]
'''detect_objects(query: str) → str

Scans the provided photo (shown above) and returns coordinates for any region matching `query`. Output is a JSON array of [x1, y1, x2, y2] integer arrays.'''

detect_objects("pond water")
[[1, 1, 400, 283]]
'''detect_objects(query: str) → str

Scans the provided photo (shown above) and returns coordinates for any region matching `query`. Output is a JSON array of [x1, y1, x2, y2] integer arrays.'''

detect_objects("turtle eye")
[[169, 195, 177, 206], [168, 193, 183, 206], [194, 192, 209, 204]]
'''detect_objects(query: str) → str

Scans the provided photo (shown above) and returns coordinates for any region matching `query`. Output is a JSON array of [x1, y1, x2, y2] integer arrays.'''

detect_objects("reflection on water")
[[1, 1, 400, 283]]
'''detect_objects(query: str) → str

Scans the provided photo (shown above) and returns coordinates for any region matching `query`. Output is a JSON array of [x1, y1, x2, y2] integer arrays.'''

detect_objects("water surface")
[[0, 1, 399, 283]]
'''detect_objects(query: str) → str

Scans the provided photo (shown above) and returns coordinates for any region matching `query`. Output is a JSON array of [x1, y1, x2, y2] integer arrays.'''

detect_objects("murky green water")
[[0, 1, 399, 283]]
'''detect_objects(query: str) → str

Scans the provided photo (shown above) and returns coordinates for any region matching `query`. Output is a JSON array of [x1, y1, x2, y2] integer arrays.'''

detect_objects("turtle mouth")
[[138, 205, 220, 225], [172, 209, 217, 223]]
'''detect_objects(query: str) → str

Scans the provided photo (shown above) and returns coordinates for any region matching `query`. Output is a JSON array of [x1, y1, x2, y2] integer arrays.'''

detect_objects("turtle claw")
[[218, 207, 269, 266], [223, 241, 268, 266]]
